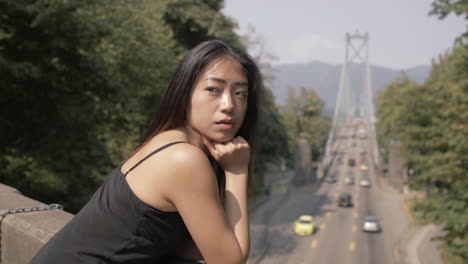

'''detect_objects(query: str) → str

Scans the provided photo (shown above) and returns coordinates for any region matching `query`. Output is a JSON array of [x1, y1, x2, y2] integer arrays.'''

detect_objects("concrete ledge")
[[0, 183, 73, 264]]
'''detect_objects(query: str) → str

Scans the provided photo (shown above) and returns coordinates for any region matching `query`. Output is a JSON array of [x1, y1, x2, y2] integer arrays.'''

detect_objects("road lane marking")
[[349, 241, 356, 252], [320, 223, 326, 230], [310, 239, 318, 248], [354, 212, 359, 218], [355, 202, 359, 207], [352, 225, 357, 232], [326, 212, 332, 217]]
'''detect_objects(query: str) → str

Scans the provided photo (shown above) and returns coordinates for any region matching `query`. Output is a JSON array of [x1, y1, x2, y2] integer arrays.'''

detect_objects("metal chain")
[[0, 204, 63, 264]]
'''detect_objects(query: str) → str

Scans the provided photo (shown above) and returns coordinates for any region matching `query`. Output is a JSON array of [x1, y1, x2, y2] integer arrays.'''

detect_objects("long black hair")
[[135, 39, 262, 196]]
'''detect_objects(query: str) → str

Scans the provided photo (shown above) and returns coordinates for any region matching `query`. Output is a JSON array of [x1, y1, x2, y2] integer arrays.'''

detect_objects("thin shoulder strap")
[[124, 141, 187, 176]]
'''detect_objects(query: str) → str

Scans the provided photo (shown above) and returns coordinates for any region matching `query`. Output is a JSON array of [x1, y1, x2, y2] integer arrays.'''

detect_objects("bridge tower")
[[323, 31, 379, 169]]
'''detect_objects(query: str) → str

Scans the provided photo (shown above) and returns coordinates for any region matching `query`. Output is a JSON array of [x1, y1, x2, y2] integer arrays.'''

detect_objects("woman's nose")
[[220, 93, 234, 112]]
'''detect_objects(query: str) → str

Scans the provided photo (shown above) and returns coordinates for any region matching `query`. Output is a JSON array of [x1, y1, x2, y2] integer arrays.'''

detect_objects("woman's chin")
[[209, 134, 234, 143]]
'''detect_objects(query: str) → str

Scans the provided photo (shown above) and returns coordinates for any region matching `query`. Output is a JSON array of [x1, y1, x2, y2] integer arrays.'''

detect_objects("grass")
[[403, 198, 432, 225], [405, 198, 467, 264], [403, 198, 431, 226], [440, 246, 464, 264]]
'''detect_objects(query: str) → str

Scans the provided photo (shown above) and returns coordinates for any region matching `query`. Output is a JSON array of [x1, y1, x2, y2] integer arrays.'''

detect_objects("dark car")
[[348, 158, 356, 167], [325, 175, 337, 183], [338, 193, 353, 207]]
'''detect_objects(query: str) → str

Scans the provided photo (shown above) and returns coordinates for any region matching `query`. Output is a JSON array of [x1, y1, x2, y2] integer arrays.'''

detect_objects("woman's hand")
[[203, 136, 250, 174]]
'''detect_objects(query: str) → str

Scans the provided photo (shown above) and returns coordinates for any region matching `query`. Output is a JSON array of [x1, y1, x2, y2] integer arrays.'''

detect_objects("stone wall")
[[293, 137, 314, 186], [388, 141, 408, 192], [0, 183, 73, 264]]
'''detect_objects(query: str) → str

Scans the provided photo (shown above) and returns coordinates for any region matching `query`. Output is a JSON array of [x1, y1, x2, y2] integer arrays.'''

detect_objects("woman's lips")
[[215, 120, 234, 130]]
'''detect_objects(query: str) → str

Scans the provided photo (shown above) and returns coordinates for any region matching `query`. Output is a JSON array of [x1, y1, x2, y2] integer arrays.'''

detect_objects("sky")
[[221, 0, 466, 70]]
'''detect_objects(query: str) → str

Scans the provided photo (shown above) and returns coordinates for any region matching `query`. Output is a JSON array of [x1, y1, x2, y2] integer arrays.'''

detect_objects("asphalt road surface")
[[258, 133, 408, 264]]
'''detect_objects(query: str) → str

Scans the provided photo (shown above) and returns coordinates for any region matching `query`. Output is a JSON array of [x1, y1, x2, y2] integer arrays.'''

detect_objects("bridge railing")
[[0, 183, 73, 264]]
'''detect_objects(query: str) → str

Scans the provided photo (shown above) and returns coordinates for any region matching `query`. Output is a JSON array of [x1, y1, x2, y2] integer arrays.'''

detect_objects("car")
[[325, 175, 337, 183], [360, 178, 371, 188], [348, 158, 356, 167], [362, 216, 381, 232], [338, 193, 353, 207], [344, 176, 354, 185], [336, 156, 343, 165], [359, 164, 369, 171], [294, 215, 315, 236]]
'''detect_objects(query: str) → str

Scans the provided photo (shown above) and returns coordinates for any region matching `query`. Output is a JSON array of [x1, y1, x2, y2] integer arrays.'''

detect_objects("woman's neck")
[[175, 127, 209, 154]]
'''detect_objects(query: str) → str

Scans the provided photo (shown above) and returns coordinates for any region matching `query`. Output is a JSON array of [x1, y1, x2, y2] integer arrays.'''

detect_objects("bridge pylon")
[[323, 31, 379, 169]]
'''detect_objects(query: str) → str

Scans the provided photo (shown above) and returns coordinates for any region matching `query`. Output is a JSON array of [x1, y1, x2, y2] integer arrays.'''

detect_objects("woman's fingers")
[[203, 136, 249, 153], [230, 137, 240, 145], [201, 136, 250, 173], [235, 136, 249, 150], [236, 136, 248, 145]]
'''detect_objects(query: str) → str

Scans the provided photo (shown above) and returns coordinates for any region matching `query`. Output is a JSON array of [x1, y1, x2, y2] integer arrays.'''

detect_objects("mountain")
[[269, 61, 431, 115]]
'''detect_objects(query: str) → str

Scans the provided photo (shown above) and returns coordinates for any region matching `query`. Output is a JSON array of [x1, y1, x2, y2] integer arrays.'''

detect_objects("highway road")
[[258, 134, 409, 264]]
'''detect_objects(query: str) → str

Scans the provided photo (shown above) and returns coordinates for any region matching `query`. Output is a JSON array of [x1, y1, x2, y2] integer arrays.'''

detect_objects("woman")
[[30, 39, 261, 264]]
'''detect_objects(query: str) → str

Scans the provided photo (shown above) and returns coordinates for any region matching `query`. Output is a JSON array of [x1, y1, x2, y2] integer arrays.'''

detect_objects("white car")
[[362, 216, 381, 232], [344, 176, 354, 185], [360, 179, 371, 188]]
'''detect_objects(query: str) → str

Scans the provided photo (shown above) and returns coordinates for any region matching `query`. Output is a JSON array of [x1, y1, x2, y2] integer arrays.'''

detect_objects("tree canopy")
[[376, 36, 468, 263], [281, 87, 331, 163], [376, 1, 468, 259], [0, 0, 288, 212]]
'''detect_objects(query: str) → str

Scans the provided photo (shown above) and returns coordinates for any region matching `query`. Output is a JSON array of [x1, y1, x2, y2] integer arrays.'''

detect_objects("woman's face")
[[187, 56, 248, 143]]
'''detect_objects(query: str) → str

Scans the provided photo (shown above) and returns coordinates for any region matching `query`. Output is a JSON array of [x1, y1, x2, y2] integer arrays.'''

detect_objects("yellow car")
[[294, 215, 315, 236], [360, 164, 369, 171]]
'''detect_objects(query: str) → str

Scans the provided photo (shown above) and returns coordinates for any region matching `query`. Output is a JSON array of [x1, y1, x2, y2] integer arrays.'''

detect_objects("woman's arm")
[[224, 171, 249, 260], [165, 137, 250, 264], [205, 136, 250, 260]]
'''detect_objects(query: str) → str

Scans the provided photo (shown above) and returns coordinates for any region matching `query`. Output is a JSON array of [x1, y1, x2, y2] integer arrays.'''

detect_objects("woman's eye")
[[235, 90, 249, 98], [206, 87, 220, 93]]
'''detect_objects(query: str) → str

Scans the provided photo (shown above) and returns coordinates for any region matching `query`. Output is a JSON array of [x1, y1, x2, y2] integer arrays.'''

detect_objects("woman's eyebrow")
[[206, 77, 248, 87], [206, 77, 226, 83], [234, 81, 248, 87]]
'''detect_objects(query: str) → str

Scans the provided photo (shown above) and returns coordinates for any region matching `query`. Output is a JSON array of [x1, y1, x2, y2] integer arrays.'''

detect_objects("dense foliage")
[[238, 25, 289, 188], [0, 0, 287, 212], [280, 87, 331, 163], [376, 1, 467, 258]]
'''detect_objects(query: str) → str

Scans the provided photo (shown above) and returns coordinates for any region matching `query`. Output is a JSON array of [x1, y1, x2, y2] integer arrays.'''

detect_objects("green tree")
[[376, 43, 468, 260], [0, 0, 180, 211], [281, 87, 331, 162], [163, 0, 242, 53], [375, 74, 421, 161], [430, 0, 468, 39], [407, 44, 468, 260], [238, 24, 288, 195], [1, 0, 290, 210]]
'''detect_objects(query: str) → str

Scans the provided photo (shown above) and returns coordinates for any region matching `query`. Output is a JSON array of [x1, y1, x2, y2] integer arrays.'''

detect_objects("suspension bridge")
[[323, 31, 380, 172]]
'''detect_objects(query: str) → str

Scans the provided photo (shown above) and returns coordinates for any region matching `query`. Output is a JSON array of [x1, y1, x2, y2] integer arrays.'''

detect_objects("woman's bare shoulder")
[[162, 142, 209, 166], [154, 142, 214, 180]]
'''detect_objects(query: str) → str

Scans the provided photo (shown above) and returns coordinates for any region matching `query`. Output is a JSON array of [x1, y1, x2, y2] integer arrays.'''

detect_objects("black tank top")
[[30, 141, 191, 263]]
